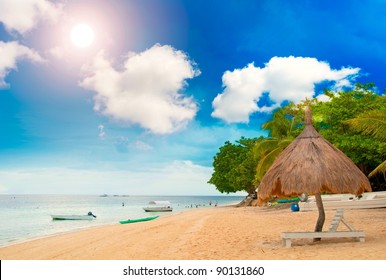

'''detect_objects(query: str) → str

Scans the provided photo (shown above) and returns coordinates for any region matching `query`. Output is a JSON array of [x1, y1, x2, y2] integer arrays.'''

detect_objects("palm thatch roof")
[[258, 104, 371, 204]]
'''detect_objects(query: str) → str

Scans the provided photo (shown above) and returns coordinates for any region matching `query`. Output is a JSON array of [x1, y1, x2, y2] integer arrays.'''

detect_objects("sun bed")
[[281, 208, 365, 247]]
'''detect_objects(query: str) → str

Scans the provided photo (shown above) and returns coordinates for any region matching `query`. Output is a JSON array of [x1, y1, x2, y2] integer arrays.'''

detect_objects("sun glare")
[[70, 24, 95, 48]]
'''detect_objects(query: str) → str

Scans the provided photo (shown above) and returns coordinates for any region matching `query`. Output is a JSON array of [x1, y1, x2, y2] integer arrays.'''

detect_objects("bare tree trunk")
[[313, 192, 325, 242]]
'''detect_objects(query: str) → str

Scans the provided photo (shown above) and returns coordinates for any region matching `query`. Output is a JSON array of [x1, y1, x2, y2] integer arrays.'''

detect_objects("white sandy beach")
[[0, 205, 385, 260]]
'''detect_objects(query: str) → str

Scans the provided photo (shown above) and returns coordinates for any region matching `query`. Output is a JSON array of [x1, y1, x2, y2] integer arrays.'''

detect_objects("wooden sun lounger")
[[281, 209, 365, 247]]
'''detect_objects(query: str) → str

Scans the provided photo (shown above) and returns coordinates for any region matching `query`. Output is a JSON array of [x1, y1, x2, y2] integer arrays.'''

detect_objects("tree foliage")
[[345, 109, 386, 141], [208, 137, 261, 195], [262, 102, 305, 139], [209, 83, 386, 195], [254, 102, 306, 183], [344, 98, 386, 177], [312, 83, 386, 176], [254, 138, 292, 183]]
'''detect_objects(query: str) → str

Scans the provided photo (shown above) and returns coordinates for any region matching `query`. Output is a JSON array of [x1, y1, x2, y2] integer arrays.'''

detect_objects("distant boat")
[[51, 212, 97, 220], [119, 215, 159, 224], [143, 201, 173, 212]]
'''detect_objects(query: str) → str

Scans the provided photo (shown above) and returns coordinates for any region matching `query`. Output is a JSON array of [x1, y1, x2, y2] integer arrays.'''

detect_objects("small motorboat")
[[143, 201, 173, 212], [119, 215, 159, 224], [51, 212, 97, 220]]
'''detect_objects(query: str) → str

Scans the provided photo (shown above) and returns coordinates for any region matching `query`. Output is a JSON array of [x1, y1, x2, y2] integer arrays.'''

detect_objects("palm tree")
[[254, 138, 293, 182], [254, 104, 303, 183], [345, 109, 386, 177]]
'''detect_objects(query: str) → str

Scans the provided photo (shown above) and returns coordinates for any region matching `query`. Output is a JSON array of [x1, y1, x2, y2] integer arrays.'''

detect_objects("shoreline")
[[1, 206, 385, 260], [0, 205, 218, 249], [0, 194, 242, 248], [0, 221, 117, 249], [0, 204, 222, 249]]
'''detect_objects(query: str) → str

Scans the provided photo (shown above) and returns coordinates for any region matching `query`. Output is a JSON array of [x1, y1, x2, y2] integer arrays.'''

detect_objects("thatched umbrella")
[[257, 103, 371, 235]]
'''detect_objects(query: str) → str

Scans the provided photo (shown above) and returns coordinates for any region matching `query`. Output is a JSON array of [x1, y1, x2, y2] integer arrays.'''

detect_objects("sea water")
[[0, 194, 244, 247]]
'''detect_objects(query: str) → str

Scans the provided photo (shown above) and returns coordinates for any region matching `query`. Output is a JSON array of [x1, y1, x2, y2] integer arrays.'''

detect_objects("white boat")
[[51, 212, 97, 220], [299, 191, 386, 211], [143, 201, 173, 212]]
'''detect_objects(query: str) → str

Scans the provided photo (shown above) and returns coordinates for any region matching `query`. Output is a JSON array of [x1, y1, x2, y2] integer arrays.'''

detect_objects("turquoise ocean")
[[0, 194, 244, 247]]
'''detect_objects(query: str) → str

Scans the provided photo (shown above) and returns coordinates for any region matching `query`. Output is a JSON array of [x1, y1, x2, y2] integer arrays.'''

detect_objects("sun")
[[70, 24, 95, 48]]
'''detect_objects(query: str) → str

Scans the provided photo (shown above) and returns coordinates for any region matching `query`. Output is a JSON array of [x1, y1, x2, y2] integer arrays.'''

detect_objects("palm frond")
[[345, 110, 386, 141], [255, 139, 292, 181], [254, 139, 281, 157], [368, 159, 386, 177]]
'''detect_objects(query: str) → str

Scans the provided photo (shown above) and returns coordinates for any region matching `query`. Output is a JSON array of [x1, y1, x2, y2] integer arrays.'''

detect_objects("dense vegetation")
[[208, 83, 386, 195], [207, 137, 261, 195]]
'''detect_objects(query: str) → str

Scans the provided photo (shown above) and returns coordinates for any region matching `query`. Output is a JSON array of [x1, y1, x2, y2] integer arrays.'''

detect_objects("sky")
[[1, 0, 386, 195]]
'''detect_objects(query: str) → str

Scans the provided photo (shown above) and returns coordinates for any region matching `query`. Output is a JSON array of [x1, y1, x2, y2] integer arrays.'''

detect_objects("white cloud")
[[0, 0, 62, 34], [212, 56, 360, 123], [98, 124, 105, 140], [81, 44, 200, 134], [133, 140, 154, 151], [316, 94, 331, 102], [0, 41, 44, 88]]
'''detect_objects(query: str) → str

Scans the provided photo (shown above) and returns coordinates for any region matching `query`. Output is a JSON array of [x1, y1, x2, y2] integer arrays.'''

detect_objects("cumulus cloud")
[[212, 56, 360, 123], [81, 44, 200, 134], [0, 41, 44, 88], [0, 0, 62, 34]]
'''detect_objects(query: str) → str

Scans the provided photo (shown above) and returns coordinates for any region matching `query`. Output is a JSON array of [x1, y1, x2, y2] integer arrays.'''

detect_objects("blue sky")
[[1, 0, 385, 195]]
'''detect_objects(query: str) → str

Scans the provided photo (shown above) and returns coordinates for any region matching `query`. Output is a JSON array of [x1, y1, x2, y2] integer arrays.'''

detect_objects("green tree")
[[345, 107, 386, 177], [254, 104, 304, 183], [312, 83, 386, 176], [262, 102, 304, 139], [209, 83, 386, 196], [311, 83, 386, 191], [254, 138, 292, 183], [208, 137, 260, 195], [255, 84, 386, 192]]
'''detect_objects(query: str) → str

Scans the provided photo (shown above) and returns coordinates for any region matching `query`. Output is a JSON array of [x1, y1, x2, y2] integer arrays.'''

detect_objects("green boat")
[[119, 215, 159, 224], [277, 197, 299, 204]]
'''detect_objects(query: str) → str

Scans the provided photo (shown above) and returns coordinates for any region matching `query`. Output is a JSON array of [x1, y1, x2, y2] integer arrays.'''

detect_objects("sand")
[[0, 206, 385, 260]]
